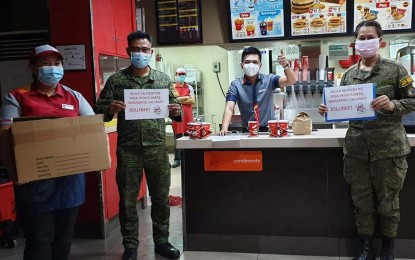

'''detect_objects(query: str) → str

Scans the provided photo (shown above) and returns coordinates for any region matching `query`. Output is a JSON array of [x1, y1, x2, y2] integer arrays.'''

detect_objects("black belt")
[[242, 126, 269, 133]]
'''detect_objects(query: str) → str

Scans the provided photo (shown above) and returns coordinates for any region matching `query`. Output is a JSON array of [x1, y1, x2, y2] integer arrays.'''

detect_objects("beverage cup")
[[268, 120, 278, 137], [201, 122, 211, 138], [187, 122, 202, 139], [248, 121, 258, 136], [278, 120, 289, 137]]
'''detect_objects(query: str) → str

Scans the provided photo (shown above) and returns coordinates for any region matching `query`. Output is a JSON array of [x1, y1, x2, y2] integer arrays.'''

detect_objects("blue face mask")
[[177, 75, 186, 83], [131, 52, 151, 69], [37, 66, 64, 86]]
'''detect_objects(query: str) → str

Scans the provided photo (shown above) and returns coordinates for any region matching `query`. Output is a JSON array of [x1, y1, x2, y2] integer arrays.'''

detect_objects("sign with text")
[[324, 83, 376, 122], [328, 43, 350, 60], [204, 151, 262, 172], [124, 89, 169, 120]]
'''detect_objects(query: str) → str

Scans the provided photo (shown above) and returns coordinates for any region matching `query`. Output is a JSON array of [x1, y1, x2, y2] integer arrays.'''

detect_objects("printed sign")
[[354, 0, 412, 31], [56, 45, 86, 70], [290, 0, 348, 37], [328, 43, 350, 60], [204, 151, 263, 171], [229, 0, 285, 40], [124, 89, 169, 120], [324, 83, 377, 122]]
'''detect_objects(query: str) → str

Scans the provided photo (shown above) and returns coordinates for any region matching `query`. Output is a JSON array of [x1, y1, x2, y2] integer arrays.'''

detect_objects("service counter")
[[176, 129, 415, 258]]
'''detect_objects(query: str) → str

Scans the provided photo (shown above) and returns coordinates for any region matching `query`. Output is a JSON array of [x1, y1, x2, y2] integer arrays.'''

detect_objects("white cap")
[[30, 44, 63, 64], [176, 67, 187, 74]]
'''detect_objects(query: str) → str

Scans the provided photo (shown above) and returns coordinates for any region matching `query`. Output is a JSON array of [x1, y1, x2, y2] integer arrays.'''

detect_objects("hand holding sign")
[[371, 95, 395, 111]]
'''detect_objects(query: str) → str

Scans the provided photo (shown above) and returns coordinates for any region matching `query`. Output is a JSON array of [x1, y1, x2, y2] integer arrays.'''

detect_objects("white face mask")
[[355, 38, 380, 58], [243, 63, 260, 77]]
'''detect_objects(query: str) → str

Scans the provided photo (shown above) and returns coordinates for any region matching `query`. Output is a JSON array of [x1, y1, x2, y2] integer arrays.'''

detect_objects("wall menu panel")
[[290, 0, 348, 37], [353, 0, 412, 32], [156, 0, 202, 44], [229, 0, 285, 41]]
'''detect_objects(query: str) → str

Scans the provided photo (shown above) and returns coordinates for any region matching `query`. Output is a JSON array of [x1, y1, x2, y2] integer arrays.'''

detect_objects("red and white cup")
[[248, 121, 258, 137], [201, 122, 211, 138], [267, 120, 278, 137], [278, 120, 289, 137], [186, 122, 202, 139], [187, 122, 211, 139]]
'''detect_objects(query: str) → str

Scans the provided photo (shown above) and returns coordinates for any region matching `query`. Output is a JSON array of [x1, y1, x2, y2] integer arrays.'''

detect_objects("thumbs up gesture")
[[277, 49, 288, 67]]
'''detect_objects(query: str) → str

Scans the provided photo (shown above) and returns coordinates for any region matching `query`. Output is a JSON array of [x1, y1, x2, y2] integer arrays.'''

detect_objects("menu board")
[[229, 0, 285, 41], [353, 0, 412, 31], [156, 0, 202, 44], [290, 0, 348, 37]]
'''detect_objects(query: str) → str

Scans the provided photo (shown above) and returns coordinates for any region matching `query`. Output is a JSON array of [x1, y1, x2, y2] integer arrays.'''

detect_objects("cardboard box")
[[10, 115, 110, 184]]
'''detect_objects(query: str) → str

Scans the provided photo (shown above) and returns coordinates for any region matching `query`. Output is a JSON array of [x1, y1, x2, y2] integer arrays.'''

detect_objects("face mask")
[[355, 38, 380, 58], [37, 66, 64, 86], [177, 75, 186, 83], [243, 63, 260, 77], [131, 52, 151, 68]]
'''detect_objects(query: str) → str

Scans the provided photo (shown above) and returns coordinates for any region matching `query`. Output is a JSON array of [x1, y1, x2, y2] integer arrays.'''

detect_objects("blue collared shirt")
[[226, 74, 280, 128]]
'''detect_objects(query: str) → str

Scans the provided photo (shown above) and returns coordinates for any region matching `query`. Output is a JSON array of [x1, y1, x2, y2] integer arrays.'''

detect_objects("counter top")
[[177, 129, 415, 149]]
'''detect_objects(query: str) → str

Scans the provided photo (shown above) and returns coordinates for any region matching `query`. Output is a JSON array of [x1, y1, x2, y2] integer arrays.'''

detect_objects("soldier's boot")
[[171, 159, 180, 168], [353, 235, 375, 260], [380, 236, 395, 260]]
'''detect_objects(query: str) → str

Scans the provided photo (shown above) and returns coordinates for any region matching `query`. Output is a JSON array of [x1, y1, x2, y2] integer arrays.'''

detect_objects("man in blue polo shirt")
[[219, 47, 297, 135]]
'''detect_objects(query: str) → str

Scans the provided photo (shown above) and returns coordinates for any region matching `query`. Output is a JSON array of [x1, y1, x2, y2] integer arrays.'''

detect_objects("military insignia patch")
[[407, 87, 415, 97], [400, 76, 414, 88]]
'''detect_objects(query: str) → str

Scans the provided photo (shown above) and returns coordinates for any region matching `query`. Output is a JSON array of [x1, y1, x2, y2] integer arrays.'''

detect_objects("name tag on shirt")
[[62, 104, 74, 110]]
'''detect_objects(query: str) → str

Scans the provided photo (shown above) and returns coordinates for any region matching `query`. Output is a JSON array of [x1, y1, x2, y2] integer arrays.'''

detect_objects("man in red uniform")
[[171, 67, 194, 168]]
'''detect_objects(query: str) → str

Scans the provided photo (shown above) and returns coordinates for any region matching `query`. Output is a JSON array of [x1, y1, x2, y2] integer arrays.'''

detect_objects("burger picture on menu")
[[291, 0, 315, 14], [328, 13, 344, 27], [293, 16, 308, 29], [310, 16, 325, 27]]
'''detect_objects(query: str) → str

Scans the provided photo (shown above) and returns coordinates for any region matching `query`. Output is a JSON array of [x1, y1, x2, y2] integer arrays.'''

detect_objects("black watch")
[[283, 63, 290, 69]]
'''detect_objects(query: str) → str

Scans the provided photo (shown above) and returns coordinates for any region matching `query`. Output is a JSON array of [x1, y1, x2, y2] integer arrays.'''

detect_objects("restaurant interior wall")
[[155, 45, 229, 127]]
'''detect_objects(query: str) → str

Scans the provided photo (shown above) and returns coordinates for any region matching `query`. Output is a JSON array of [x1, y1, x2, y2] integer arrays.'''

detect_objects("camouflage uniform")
[[341, 55, 415, 237], [95, 66, 181, 249]]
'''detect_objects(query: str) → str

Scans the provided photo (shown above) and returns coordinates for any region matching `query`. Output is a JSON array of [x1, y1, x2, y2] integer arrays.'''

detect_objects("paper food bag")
[[292, 112, 312, 135]]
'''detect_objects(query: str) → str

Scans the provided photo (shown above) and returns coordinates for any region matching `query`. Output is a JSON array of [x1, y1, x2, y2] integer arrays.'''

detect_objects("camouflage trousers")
[[343, 155, 407, 237], [116, 145, 171, 249]]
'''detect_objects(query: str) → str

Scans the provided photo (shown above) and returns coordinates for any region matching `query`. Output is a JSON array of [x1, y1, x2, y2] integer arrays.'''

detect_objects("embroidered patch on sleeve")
[[407, 87, 415, 97], [400, 76, 414, 88]]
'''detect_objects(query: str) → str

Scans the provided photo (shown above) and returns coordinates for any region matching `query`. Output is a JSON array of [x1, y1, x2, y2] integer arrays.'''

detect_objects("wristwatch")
[[283, 63, 290, 69]]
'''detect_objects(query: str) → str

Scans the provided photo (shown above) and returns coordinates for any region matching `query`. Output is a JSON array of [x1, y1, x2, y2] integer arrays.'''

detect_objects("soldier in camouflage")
[[95, 31, 182, 260], [320, 21, 415, 260]]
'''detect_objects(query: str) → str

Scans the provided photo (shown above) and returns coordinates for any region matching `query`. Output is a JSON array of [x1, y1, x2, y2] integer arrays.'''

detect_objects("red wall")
[[48, 0, 101, 226], [48, 0, 96, 105]]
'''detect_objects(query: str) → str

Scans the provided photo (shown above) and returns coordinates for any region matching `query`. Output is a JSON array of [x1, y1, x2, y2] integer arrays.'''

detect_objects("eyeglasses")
[[129, 47, 152, 54], [177, 73, 186, 76]]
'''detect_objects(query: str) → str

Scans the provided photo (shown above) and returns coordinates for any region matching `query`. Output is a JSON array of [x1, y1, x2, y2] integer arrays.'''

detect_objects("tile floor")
[[0, 154, 413, 260]]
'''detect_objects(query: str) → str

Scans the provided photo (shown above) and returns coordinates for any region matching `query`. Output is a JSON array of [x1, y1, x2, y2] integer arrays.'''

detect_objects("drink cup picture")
[[260, 21, 267, 35], [267, 20, 274, 31]]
